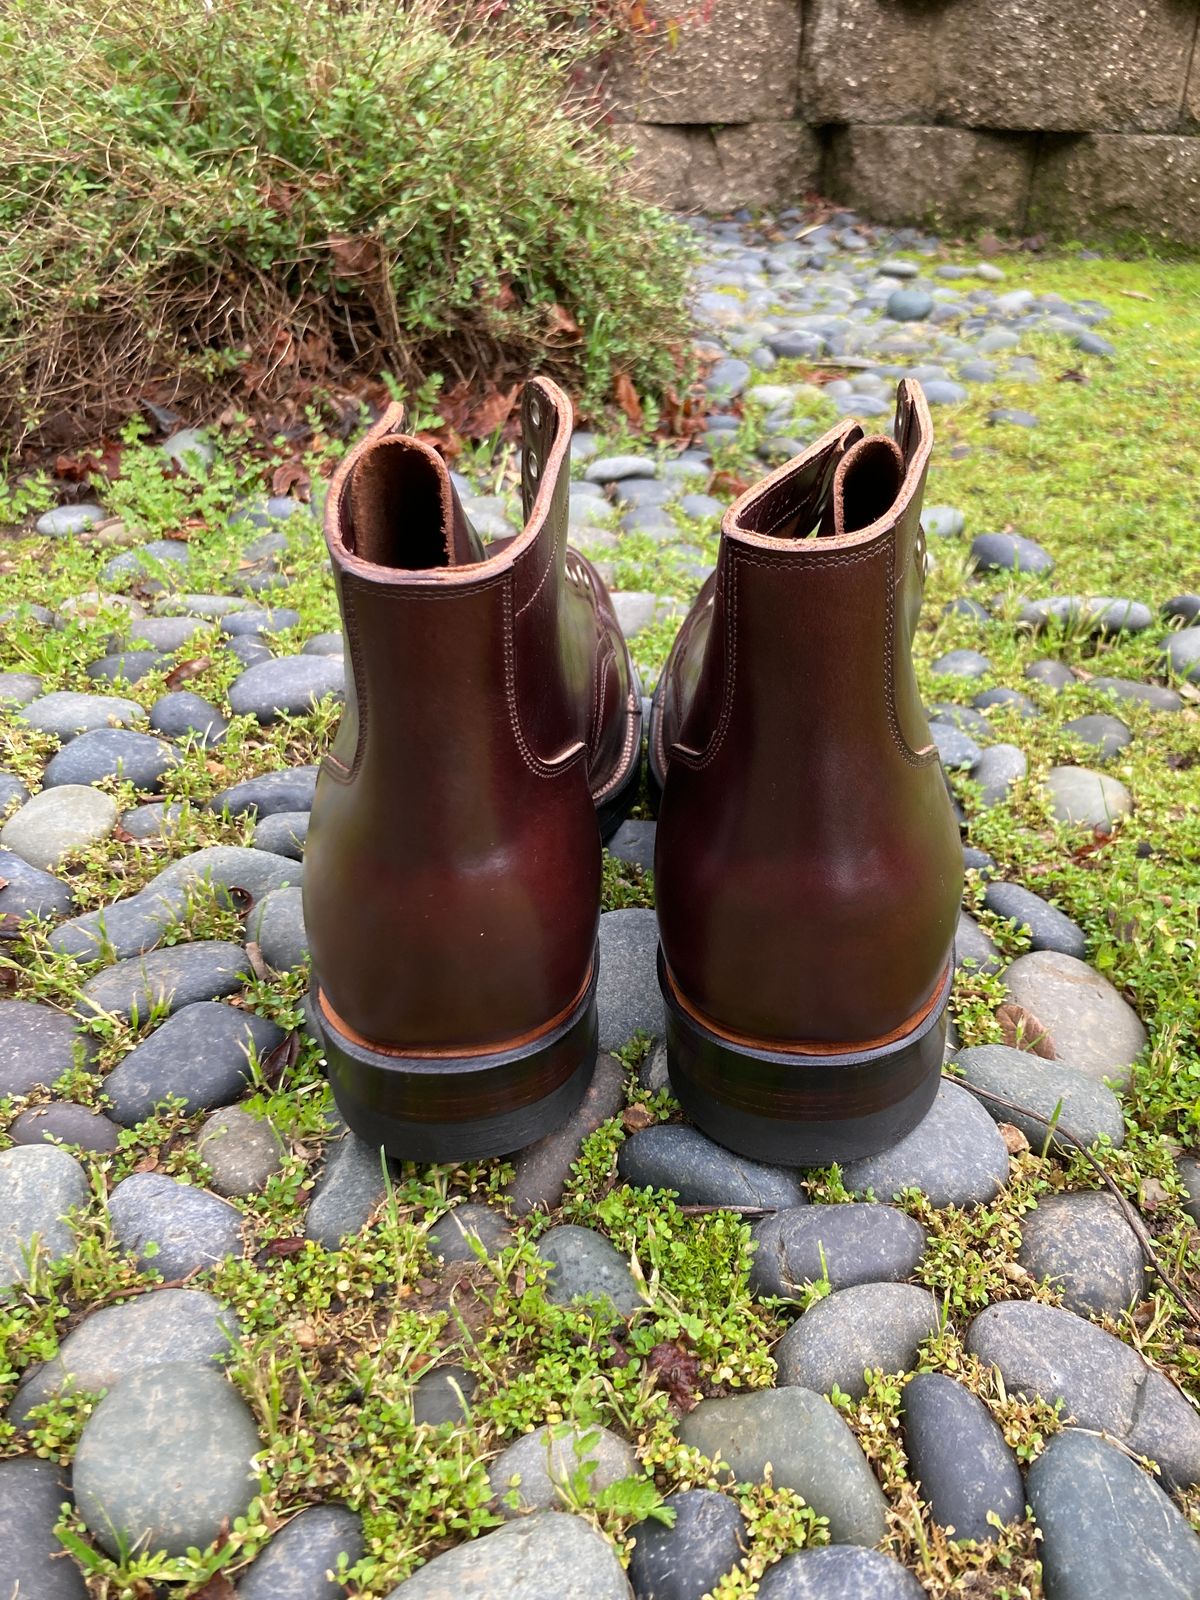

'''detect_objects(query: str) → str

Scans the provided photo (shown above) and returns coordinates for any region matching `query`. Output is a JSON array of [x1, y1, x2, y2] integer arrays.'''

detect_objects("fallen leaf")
[[995, 1001, 1055, 1058], [0, 913, 24, 939], [134, 1149, 160, 1173], [329, 233, 383, 279], [267, 1237, 307, 1258], [1120, 289, 1153, 302], [192, 1577, 237, 1600], [260, 1030, 300, 1089], [622, 1104, 656, 1132], [546, 301, 581, 340], [613, 372, 643, 429], [998, 1122, 1031, 1155], [646, 1339, 702, 1413], [1141, 1177, 1171, 1212], [244, 939, 270, 981], [272, 460, 310, 499], [164, 656, 212, 690]]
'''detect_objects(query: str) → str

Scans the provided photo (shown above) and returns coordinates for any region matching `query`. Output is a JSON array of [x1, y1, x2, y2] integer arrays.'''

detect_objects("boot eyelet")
[[529, 399, 541, 428], [527, 451, 539, 481]]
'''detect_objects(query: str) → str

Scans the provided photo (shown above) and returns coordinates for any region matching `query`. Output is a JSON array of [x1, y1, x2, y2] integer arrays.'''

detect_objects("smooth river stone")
[[750, 1205, 927, 1298], [381, 1511, 631, 1599], [72, 1363, 260, 1558], [8, 1287, 241, 1426], [1028, 1429, 1200, 1600], [967, 1299, 1200, 1490], [774, 1283, 942, 1399], [677, 1387, 888, 1546], [1002, 950, 1147, 1087]]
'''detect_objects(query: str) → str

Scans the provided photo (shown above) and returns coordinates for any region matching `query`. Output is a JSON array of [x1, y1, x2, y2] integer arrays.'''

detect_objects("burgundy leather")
[[652, 380, 962, 1047], [305, 376, 640, 1052]]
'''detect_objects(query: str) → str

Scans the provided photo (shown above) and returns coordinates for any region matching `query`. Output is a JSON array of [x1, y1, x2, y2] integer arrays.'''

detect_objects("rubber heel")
[[309, 959, 599, 1163], [658, 949, 949, 1166]]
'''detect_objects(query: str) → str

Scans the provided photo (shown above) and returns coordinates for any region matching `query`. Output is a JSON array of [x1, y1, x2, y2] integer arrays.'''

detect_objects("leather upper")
[[304, 377, 639, 1051], [652, 381, 962, 1048]]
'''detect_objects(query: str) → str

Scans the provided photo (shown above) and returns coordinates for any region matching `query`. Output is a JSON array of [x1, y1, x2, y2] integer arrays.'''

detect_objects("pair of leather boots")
[[303, 377, 962, 1167]]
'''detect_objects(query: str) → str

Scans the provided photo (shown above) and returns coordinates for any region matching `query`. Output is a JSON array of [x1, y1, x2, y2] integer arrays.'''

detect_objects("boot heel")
[[658, 948, 948, 1167], [309, 956, 599, 1163]]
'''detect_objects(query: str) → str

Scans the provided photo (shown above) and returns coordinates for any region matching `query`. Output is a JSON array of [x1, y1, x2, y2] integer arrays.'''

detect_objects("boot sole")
[[309, 955, 598, 1163], [658, 948, 950, 1166]]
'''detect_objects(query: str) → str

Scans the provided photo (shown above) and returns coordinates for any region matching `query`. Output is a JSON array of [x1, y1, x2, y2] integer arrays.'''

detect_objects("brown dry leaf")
[[244, 939, 270, 982], [329, 233, 383, 279], [613, 372, 644, 428], [267, 1237, 307, 1258], [260, 1030, 300, 1090], [293, 1322, 319, 1349], [995, 1001, 1055, 1058], [546, 301, 581, 341], [272, 460, 310, 499], [134, 1149, 160, 1173], [998, 1122, 1031, 1156], [646, 1339, 702, 1413], [1120, 289, 1153, 302], [192, 1577, 237, 1600], [164, 656, 212, 690], [622, 1104, 656, 1133], [0, 876, 8, 892], [468, 385, 519, 438], [0, 913, 24, 939], [1141, 1177, 1172, 1212]]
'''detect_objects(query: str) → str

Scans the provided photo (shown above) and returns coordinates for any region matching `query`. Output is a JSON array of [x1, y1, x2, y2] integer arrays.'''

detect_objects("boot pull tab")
[[829, 433, 906, 538]]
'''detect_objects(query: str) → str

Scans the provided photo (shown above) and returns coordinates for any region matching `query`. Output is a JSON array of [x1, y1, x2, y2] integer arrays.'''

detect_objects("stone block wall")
[[612, 0, 1200, 242]]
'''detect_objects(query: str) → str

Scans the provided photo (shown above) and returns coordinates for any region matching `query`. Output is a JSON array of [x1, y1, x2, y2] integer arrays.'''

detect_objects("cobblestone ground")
[[2, 210, 1200, 1599]]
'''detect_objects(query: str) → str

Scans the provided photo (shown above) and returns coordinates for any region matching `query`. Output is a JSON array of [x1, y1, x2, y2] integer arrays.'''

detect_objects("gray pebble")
[[236, 1503, 365, 1600], [150, 691, 229, 746], [954, 1043, 1125, 1151], [775, 1282, 941, 1399], [983, 881, 1086, 958], [750, 1204, 926, 1299], [209, 767, 318, 817], [0, 998, 97, 1098], [381, 1511, 630, 1599], [0, 1456, 88, 1598], [972, 743, 1028, 805], [412, 1366, 476, 1427], [901, 1372, 1024, 1540], [967, 1299, 1200, 1490], [305, 1130, 389, 1246], [1029, 1430, 1200, 1600], [539, 1224, 643, 1316], [1043, 765, 1132, 829], [758, 1546, 924, 1599], [1003, 949, 1146, 1087], [597, 908, 662, 1052], [73, 1363, 258, 1557], [842, 1079, 1010, 1207], [678, 1387, 887, 1546], [247, 884, 310, 971], [0, 847, 74, 920], [78, 940, 249, 1023], [196, 1107, 286, 1196], [627, 1488, 746, 1600], [620, 1124, 805, 1211], [108, 1171, 243, 1276], [971, 532, 1054, 575], [228, 656, 344, 722], [1, 784, 119, 869], [0, 1143, 89, 1290], [508, 1053, 626, 1215], [9, 1287, 241, 1427], [10, 1102, 120, 1154], [1018, 1190, 1145, 1318], [488, 1423, 637, 1517], [43, 728, 178, 793], [427, 1204, 513, 1263]]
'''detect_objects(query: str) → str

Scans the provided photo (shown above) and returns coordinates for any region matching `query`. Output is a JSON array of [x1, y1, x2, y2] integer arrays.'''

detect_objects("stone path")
[[2, 209, 1199, 1598]]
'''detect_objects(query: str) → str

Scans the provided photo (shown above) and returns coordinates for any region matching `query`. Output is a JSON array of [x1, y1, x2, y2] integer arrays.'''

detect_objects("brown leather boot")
[[304, 378, 642, 1160], [650, 380, 961, 1164]]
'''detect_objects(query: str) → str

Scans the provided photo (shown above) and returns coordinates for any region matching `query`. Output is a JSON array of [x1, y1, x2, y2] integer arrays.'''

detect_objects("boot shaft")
[[654, 381, 962, 1047], [305, 381, 604, 1052]]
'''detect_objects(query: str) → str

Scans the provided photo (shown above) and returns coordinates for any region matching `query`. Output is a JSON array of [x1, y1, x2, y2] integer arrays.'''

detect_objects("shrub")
[[0, 0, 691, 446]]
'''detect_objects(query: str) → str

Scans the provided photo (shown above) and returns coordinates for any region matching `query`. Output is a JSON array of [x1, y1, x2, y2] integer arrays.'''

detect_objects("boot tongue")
[[347, 435, 486, 569], [826, 433, 906, 537]]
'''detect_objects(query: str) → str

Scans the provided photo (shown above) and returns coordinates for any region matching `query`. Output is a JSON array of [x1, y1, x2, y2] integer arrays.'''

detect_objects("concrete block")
[[940, 0, 1197, 133], [1029, 132, 1200, 243], [825, 124, 1035, 231], [610, 0, 802, 124]]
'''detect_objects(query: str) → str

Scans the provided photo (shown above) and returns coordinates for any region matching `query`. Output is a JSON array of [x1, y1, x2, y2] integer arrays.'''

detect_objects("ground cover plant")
[[0, 0, 690, 448], [0, 219, 1199, 1598]]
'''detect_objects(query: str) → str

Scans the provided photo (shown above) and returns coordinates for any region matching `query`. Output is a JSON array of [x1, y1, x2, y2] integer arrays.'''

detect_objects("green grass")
[[2, 243, 1200, 1598]]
